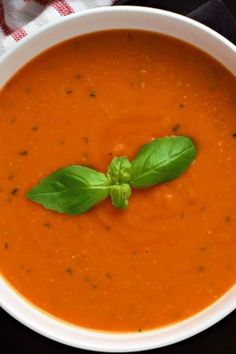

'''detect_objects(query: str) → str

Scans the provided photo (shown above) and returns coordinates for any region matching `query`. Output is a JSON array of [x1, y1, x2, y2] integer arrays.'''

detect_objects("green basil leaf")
[[130, 136, 196, 188], [27, 166, 110, 215], [107, 157, 132, 184], [110, 183, 131, 209]]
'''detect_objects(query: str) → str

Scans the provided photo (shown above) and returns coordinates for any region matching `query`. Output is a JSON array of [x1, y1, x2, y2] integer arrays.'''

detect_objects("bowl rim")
[[0, 6, 235, 352], [0, 5, 235, 64]]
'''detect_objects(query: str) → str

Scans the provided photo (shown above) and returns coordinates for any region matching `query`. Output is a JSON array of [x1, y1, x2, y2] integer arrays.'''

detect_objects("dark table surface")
[[1, 1, 236, 353]]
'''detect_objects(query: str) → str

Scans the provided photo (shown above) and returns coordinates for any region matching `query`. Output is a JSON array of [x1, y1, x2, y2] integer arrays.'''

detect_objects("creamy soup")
[[0, 30, 235, 332]]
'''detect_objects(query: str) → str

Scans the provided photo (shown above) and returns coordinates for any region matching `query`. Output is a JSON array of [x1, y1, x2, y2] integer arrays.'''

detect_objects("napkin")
[[0, 0, 117, 55]]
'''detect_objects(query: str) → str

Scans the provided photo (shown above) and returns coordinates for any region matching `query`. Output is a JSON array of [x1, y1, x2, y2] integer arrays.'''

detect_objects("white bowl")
[[0, 6, 235, 352]]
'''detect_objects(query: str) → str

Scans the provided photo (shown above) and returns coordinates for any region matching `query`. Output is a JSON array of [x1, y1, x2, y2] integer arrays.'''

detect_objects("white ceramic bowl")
[[0, 6, 235, 352]]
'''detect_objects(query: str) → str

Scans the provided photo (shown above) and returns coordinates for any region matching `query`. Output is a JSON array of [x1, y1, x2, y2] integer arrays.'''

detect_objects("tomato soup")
[[0, 31, 235, 332]]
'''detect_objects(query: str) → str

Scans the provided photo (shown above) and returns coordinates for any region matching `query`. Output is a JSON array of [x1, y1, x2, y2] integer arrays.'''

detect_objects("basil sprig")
[[27, 136, 196, 215]]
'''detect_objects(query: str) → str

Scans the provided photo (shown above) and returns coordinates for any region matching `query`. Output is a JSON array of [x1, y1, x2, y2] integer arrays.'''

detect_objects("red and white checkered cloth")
[[0, 0, 117, 55]]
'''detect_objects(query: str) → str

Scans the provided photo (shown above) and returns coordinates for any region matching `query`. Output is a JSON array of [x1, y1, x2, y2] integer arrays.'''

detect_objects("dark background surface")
[[1, 1, 236, 353]]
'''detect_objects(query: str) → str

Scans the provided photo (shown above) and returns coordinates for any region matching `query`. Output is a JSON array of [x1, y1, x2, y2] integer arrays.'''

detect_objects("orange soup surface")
[[0, 31, 235, 332]]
